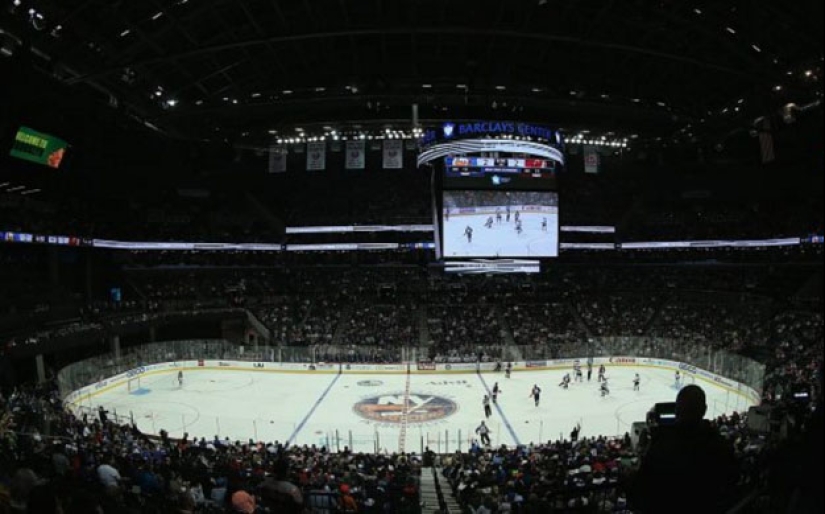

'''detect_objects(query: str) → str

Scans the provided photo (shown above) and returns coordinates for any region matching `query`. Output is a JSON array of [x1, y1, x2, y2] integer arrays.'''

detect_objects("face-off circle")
[[353, 393, 458, 424]]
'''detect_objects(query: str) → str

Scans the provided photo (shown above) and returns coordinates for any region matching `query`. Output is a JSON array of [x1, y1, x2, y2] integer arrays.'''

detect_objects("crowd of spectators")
[[0, 259, 822, 512], [503, 303, 586, 354], [0, 383, 422, 514], [427, 305, 505, 363], [338, 305, 418, 349], [575, 295, 660, 338]]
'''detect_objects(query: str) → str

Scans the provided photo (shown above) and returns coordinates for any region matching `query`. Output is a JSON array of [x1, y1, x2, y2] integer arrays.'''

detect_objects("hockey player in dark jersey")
[[633, 373, 641, 391], [464, 226, 473, 243], [530, 384, 542, 407]]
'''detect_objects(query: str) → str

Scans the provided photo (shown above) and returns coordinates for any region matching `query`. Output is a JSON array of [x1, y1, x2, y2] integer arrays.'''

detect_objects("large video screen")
[[442, 190, 559, 258], [9, 126, 68, 169]]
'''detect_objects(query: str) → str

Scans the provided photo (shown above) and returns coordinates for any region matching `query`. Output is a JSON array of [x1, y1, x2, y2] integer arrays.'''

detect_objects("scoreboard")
[[442, 156, 557, 191], [445, 157, 556, 175]]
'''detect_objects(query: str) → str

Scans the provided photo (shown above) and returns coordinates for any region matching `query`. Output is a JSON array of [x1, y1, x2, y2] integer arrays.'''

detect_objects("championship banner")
[[345, 141, 366, 170], [268, 144, 287, 173], [306, 142, 326, 171], [758, 117, 775, 164], [584, 146, 600, 174], [383, 140, 403, 169]]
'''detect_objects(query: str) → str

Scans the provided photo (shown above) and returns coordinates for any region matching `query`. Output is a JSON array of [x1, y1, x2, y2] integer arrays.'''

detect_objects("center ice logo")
[[354, 394, 458, 424]]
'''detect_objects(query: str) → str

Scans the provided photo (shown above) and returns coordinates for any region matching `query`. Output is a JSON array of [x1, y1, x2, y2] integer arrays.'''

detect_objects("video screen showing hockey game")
[[443, 190, 559, 258]]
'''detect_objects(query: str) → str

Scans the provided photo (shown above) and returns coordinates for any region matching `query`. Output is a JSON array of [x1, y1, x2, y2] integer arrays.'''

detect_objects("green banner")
[[10, 126, 68, 168]]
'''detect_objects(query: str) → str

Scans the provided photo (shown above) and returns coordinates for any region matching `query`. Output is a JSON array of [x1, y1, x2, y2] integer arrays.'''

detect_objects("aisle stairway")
[[420, 467, 461, 514]]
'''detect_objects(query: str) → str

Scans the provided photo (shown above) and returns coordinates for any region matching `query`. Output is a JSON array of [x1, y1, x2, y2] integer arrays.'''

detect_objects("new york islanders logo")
[[354, 393, 458, 424]]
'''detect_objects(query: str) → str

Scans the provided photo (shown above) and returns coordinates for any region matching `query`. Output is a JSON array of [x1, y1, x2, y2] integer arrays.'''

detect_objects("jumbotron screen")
[[442, 190, 559, 258]]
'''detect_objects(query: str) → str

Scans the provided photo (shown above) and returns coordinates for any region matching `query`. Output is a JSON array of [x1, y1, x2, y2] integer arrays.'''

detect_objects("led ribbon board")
[[418, 139, 565, 167]]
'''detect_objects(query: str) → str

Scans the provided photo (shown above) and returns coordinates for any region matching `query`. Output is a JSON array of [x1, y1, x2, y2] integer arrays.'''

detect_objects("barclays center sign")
[[422, 121, 562, 146]]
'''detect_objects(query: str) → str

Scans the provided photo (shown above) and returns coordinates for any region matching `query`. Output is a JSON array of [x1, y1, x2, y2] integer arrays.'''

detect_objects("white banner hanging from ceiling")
[[584, 145, 600, 174], [306, 142, 326, 171], [345, 140, 366, 170], [383, 140, 403, 169], [268, 144, 287, 173]]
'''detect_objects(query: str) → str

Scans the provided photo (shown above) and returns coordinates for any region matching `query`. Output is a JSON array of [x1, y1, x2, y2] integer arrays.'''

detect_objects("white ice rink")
[[443, 212, 559, 257], [77, 366, 754, 454]]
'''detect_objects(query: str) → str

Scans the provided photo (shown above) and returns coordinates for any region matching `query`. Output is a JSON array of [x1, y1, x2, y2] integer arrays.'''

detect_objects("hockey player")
[[598, 364, 606, 383], [483, 395, 492, 418], [530, 384, 542, 407], [587, 362, 593, 382], [178, 370, 184, 387], [496, 210, 503, 224], [573, 362, 583, 382], [600, 378, 610, 397], [633, 373, 641, 391], [505, 362, 512, 379], [464, 226, 473, 243], [674, 370, 682, 388], [515, 219, 523, 235], [541, 217, 548, 232], [445, 209, 450, 222], [559, 374, 571, 389], [492, 382, 501, 403], [485, 216, 494, 229], [476, 421, 492, 446], [514, 211, 520, 223]]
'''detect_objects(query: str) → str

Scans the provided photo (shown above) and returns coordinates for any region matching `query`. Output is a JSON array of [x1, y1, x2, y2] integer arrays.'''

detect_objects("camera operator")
[[631, 385, 738, 513]]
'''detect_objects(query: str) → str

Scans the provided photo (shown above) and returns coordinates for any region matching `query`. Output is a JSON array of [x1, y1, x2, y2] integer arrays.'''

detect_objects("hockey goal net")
[[127, 377, 141, 393]]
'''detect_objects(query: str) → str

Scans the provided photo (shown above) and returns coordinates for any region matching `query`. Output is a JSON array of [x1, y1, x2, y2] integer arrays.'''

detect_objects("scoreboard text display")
[[10, 126, 68, 169]]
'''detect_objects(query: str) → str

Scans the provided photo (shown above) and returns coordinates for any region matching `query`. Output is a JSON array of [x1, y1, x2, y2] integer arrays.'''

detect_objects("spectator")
[[231, 489, 256, 513], [631, 385, 738, 513], [95, 457, 122, 497]]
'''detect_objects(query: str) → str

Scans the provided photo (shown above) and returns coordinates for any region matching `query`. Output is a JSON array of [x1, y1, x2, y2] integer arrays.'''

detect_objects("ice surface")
[[80, 366, 752, 454]]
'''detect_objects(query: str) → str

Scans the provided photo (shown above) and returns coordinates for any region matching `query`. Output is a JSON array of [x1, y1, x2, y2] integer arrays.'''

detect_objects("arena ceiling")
[[2, 0, 823, 146]]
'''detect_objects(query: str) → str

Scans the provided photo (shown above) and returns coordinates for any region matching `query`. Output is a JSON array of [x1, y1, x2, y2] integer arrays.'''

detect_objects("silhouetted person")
[[631, 385, 738, 514]]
